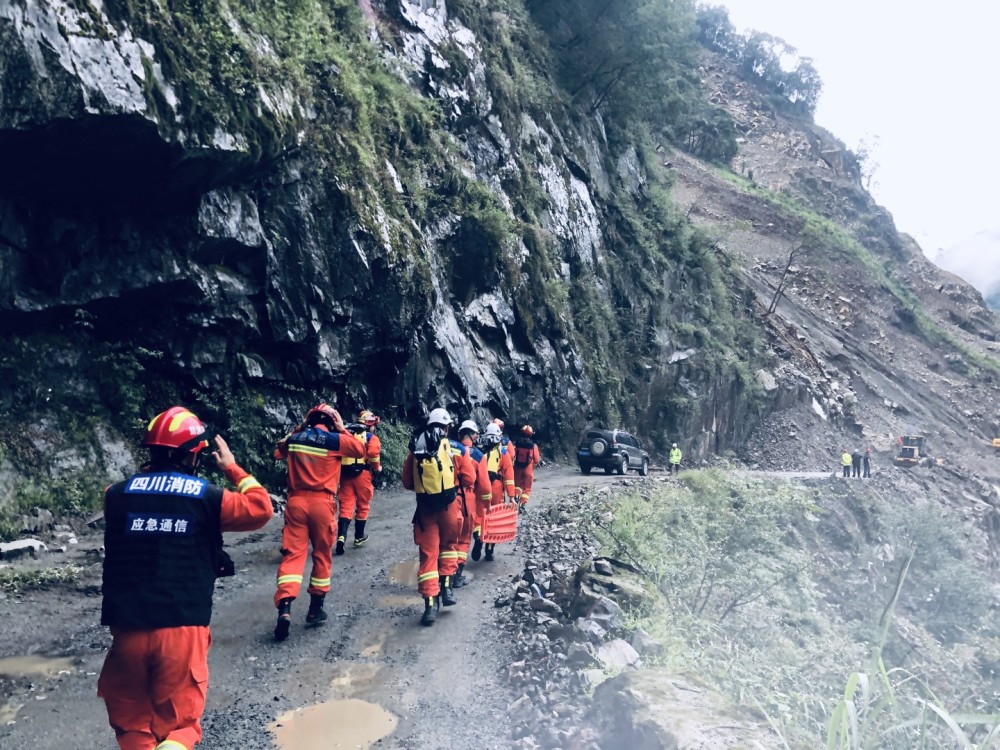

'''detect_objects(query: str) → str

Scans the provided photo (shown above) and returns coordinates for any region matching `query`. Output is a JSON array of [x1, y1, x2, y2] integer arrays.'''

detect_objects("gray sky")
[[719, 0, 1000, 256]]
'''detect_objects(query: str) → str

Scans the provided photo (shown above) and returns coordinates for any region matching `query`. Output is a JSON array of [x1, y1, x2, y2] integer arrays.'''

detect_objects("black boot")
[[484, 543, 495, 561], [305, 593, 328, 626], [353, 519, 369, 547], [420, 596, 437, 626], [471, 533, 483, 561], [440, 576, 457, 606], [453, 563, 468, 588], [274, 598, 293, 642], [335, 518, 349, 556]]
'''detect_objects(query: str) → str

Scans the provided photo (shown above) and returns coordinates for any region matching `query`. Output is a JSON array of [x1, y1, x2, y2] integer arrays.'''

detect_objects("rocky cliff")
[[0, 0, 998, 512]]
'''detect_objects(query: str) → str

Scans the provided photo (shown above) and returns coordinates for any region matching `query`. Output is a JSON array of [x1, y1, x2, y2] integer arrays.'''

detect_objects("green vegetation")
[[374, 420, 414, 487], [696, 4, 823, 117], [587, 472, 999, 749], [0, 565, 87, 594]]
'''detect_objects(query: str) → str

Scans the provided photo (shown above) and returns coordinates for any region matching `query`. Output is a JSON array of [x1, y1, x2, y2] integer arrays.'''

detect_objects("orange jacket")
[[274, 425, 365, 495], [219, 464, 274, 530], [484, 444, 516, 499], [460, 437, 492, 504]]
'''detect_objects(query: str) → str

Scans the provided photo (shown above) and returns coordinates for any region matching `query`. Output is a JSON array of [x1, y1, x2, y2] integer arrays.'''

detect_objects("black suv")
[[577, 428, 650, 476]]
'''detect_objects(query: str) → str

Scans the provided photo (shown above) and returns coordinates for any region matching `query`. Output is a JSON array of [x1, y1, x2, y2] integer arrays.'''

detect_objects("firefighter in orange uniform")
[[336, 410, 383, 553], [272, 403, 365, 641], [475, 421, 518, 561], [98, 406, 273, 750], [512, 424, 541, 511], [402, 408, 475, 626], [451, 419, 490, 587]]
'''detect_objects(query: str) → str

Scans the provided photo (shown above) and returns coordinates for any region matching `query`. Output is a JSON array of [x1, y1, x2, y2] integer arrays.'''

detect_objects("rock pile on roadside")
[[493, 484, 666, 749]]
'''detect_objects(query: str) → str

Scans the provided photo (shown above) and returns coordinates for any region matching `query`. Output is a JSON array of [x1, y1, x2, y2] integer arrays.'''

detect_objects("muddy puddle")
[[270, 698, 397, 749], [0, 654, 76, 678], [360, 628, 390, 658], [387, 560, 419, 587]]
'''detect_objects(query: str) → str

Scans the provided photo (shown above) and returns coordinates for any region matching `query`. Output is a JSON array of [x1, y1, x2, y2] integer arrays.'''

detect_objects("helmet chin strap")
[[171, 449, 202, 476]]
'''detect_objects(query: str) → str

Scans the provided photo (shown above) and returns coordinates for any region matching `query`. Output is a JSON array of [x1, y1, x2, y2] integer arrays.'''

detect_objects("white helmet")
[[458, 419, 479, 435], [427, 408, 453, 427], [672, 443, 678, 448], [484, 423, 502, 438]]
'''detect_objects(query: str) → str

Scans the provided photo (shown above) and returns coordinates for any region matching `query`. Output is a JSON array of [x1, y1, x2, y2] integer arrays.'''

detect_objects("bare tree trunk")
[[766, 244, 808, 316]]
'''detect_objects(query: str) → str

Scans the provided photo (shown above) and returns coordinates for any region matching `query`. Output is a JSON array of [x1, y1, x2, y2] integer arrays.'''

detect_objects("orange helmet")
[[491, 418, 505, 430], [144, 407, 209, 454], [522, 424, 534, 436], [305, 403, 337, 427], [358, 410, 380, 427]]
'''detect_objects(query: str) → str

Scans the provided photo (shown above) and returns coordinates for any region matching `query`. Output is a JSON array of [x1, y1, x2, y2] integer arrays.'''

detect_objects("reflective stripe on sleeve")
[[238, 476, 262, 493], [289, 444, 330, 457]]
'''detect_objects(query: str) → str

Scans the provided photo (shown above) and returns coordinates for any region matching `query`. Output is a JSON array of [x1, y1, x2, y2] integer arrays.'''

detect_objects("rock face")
[[0, 0, 772, 472], [0, 0, 996, 494]]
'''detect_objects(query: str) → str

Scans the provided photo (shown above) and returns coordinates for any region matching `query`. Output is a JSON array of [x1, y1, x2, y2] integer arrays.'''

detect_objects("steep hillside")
[[0, 0, 997, 543], [0, 0, 764, 502]]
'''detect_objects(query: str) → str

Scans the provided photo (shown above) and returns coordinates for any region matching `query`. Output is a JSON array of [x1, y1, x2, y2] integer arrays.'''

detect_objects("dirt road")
[[0, 465, 627, 749]]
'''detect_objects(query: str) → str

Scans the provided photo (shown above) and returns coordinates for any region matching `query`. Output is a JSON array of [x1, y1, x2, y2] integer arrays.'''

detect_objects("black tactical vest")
[[102, 471, 223, 629]]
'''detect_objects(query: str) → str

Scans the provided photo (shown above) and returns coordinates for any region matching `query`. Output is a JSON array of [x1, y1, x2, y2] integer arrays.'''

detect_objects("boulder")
[[596, 639, 641, 669], [571, 557, 661, 619], [0, 538, 47, 560], [590, 670, 783, 750]]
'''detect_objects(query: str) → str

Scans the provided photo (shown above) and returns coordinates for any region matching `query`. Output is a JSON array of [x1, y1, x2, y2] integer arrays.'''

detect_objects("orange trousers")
[[98, 626, 210, 750], [274, 492, 335, 607], [412, 501, 463, 597], [338, 471, 374, 520], [514, 466, 534, 504], [455, 490, 475, 565]]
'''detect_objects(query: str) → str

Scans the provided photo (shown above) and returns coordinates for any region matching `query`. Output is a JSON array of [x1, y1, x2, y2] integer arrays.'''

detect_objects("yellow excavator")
[[894, 435, 929, 468]]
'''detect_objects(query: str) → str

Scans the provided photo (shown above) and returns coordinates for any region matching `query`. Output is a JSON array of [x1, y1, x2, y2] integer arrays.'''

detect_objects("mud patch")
[[379, 594, 419, 609], [0, 655, 76, 678], [360, 628, 390, 658], [387, 560, 419, 587], [270, 698, 397, 749], [329, 662, 381, 694], [0, 699, 24, 725]]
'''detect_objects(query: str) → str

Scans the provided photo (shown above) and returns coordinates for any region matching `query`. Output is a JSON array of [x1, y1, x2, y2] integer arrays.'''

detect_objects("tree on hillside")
[[695, 6, 823, 117], [528, 0, 739, 162], [766, 219, 837, 315], [526, 0, 696, 116]]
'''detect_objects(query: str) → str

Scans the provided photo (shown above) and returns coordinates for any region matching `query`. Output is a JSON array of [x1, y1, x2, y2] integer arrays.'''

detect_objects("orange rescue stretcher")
[[480, 501, 519, 544]]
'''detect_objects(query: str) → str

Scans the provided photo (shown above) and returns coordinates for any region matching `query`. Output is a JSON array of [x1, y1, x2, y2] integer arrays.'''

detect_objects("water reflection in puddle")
[[270, 698, 397, 749], [387, 560, 419, 587], [0, 655, 76, 678]]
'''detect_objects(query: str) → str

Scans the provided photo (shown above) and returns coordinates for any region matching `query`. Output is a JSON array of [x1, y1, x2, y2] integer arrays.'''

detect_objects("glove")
[[271, 495, 286, 515]]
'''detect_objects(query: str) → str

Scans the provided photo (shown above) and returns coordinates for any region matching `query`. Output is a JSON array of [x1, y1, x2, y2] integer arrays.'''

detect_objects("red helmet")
[[305, 403, 337, 426], [144, 407, 209, 454], [358, 410, 380, 427], [522, 424, 534, 436]]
